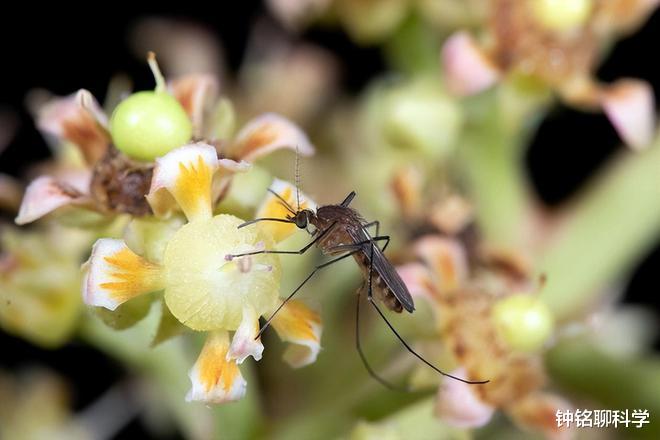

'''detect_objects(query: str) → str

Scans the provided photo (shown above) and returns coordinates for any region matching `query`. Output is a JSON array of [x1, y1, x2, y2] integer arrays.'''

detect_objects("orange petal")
[[435, 368, 495, 428], [186, 331, 247, 404], [147, 143, 225, 221], [15, 176, 91, 225], [270, 299, 322, 368], [229, 113, 314, 162], [254, 178, 317, 243], [600, 79, 656, 150], [83, 239, 164, 310], [442, 32, 500, 97], [36, 89, 110, 164], [414, 236, 468, 293], [227, 305, 264, 363], [169, 74, 219, 138]]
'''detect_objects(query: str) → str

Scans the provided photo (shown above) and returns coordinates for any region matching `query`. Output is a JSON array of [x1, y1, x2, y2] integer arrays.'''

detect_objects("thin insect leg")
[[267, 188, 296, 214], [256, 249, 360, 338], [340, 191, 356, 207], [365, 242, 490, 385], [363, 220, 380, 236], [229, 222, 337, 259], [355, 282, 409, 391], [328, 236, 389, 255], [361, 222, 390, 252]]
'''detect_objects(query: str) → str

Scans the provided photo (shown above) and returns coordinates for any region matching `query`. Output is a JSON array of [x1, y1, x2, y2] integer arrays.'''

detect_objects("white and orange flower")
[[83, 144, 322, 403], [16, 69, 314, 225]]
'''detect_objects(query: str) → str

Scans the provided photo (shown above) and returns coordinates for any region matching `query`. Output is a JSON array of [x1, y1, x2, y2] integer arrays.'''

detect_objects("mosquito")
[[226, 187, 489, 387]]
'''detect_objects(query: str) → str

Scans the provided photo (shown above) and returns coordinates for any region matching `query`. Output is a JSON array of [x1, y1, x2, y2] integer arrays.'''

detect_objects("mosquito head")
[[291, 209, 313, 229]]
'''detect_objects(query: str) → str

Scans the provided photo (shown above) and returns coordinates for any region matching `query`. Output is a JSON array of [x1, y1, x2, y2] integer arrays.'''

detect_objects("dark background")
[[1, 4, 658, 438]]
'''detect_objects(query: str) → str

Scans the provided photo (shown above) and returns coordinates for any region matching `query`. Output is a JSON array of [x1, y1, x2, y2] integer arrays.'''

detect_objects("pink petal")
[[442, 32, 500, 97], [435, 368, 495, 428], [229, 113, 314, 162], [601, 79, 656, 150], [169, 74, 219, 138], [15, 176, 90, 225], [36, 90, 109, 164], [396, 263, 435, 300]]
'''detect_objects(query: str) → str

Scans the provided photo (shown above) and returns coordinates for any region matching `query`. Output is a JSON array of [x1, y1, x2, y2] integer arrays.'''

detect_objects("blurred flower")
[[84, 145, 322, 403], [0, 224, 89, 347], [0, 369, 91, 440], [398, 235, 572, 438], [131, 17, 339, 128], [442, 0, 658, 149], [267, 0, 488, 45]]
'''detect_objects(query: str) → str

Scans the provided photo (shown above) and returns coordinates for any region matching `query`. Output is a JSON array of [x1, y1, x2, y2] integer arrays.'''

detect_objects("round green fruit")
[[110, 91, 192, 161], [492, 294, 555, 352]]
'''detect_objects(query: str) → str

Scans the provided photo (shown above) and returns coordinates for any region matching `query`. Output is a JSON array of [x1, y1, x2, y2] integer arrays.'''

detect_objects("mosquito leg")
[[228, 222, 337, 259], [256, 249, 360, 338], [363, 220, 380, 236], [355, 281, 409, 391], [365, 242, 489, 385]]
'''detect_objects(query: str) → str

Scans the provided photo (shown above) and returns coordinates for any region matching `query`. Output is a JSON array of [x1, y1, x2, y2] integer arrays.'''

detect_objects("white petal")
[[435, 368, 495, 428], [228, 306, 264, 363], [186, 331, 247, 404], [83, 239, 163, 311]]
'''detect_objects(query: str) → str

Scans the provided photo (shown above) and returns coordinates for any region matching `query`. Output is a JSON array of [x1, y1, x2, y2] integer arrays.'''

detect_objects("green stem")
[[546, 337, 660, 437], [79, 311, 213, 440], [537, 135, 660, 319]]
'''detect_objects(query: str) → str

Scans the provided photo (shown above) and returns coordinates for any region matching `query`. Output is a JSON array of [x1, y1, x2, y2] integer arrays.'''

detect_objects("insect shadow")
[[227, 184, 489, 388]]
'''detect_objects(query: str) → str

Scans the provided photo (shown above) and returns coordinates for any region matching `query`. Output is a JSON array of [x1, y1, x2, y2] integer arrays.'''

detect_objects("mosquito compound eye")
[[295, 215, 308, 229]]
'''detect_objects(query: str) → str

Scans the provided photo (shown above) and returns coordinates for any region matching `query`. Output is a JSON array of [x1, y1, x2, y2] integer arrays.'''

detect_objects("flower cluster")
[[442, 0, 658, 149], [83, 144, 322, 403]]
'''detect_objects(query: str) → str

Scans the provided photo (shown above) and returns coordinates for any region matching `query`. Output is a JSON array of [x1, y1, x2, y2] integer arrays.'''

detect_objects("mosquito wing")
[[349, 225, 415, 313]]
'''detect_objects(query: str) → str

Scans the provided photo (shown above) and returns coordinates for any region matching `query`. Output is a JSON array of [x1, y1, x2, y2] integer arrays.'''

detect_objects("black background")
[[1, 4, 658, 439]]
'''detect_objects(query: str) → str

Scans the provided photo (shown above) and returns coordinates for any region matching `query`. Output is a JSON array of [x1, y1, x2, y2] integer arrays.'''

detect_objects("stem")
[[147, 52, 166, 93], [537, 134, 660, 319], [546, 337, 660, 437]]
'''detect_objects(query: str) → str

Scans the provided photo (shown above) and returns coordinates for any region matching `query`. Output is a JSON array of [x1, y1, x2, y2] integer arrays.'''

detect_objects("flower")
[[441, 0, 658, 149], [16, 62, 314, 226], [0, 224, 89, 347], [83, 144, 322, 403], [398, 236, 573, 438]]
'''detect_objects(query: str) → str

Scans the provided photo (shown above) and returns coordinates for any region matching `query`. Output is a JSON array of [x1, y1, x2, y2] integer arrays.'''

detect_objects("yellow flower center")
[[163, 214, 280, 331]]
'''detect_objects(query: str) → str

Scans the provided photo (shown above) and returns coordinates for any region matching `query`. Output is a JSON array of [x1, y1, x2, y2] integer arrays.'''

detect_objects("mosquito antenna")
[[238, 218, 294, 229], [267, 188, 296, 215], [365, 242, 489, 385], [295, 145, 301, 212], [356, 284, 410, 392]]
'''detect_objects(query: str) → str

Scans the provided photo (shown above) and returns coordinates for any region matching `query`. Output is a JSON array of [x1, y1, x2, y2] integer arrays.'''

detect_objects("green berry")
[[110, 91, 192, 161], [492, 294, 555, 352]]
